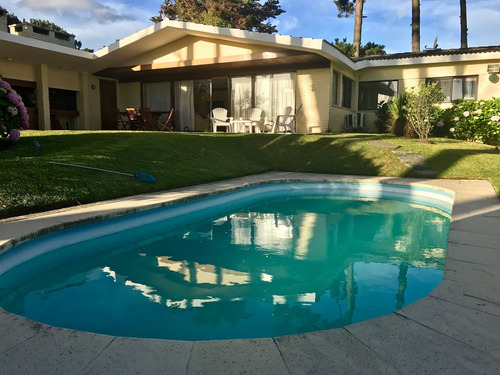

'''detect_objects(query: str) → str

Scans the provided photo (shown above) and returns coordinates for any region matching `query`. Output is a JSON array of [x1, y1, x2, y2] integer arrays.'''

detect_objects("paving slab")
[[275, 329, 400, 374], [397, 296, 500, 357], [0, 309, 49, 353], [0, 326, 114, 375], [82, 337, 193, 375], [447, 242, 500, 266], [430, 279, 500, 315], [397, 155, 428, 165], [346, 313, 500, 374], [187, 338, 289, 374], [444, 258, 500, 291], [450, 215, 500, 236], [370, 140, 401, 149], [448, 229, 500, 249]]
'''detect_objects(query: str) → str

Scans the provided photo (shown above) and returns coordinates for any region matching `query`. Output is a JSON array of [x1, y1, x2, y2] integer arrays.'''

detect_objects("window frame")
[[341, 75, 353, 109], [426, 75, 478, 102], [358, 80, 399, 110]]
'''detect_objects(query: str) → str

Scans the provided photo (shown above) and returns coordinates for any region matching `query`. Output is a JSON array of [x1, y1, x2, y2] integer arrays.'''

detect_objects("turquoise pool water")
[[0, 182, 452, 340]]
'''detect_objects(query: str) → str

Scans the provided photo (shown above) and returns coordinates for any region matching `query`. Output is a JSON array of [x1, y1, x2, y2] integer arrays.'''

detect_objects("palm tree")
[[460, 0, 468, 48], [411, 0, 420, 52]]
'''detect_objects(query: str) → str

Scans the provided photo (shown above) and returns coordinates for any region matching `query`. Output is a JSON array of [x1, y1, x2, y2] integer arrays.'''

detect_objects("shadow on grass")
[[403, 146, 500, 189], [256, 134, 383, 176], [1, 132, 384, 218]]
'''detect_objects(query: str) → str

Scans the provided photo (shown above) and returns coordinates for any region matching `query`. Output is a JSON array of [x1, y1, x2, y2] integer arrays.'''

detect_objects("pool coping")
[[1, 172, 500, 374]]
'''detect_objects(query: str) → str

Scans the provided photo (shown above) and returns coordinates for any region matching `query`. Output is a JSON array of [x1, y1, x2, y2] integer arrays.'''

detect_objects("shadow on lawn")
[[256, 134, 382, 176], [403, 146, 500, 180]]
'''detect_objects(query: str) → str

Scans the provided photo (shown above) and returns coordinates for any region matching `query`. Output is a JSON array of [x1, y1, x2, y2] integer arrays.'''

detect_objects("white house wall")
[[357, 58, 500, 132], [121, 35, 276, 67], [296, 68, 331, 133], [0, 59, 101, 130]]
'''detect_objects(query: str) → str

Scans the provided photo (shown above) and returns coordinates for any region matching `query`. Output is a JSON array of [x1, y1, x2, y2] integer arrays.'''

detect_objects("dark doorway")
[[100, 79, 117, 130]]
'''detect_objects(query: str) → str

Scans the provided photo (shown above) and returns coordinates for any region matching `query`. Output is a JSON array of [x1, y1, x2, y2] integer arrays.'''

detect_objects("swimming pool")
[[0, 182, 453, 340]]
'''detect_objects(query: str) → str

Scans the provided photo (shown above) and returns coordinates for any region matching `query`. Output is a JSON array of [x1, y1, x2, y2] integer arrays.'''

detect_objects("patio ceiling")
[[95, 50, 331, 82]]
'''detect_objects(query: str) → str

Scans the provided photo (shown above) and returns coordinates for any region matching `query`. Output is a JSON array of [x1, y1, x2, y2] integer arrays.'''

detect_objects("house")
[[0, 19, 499, 132]]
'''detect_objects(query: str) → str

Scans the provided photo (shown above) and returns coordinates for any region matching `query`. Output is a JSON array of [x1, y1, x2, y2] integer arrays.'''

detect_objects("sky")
[[3, 0, 500, 54]]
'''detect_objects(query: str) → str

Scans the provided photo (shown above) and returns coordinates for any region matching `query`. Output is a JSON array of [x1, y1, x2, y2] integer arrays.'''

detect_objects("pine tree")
[[333, 0, 365, 57], [151, 0, 284, 34]]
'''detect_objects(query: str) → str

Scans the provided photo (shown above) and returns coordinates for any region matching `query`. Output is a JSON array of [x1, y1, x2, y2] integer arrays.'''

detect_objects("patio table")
[[231, 119, 255, 133]]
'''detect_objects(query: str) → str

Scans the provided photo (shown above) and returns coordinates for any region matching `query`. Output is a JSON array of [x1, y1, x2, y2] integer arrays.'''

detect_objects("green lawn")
[[1, 130, 499, 219]]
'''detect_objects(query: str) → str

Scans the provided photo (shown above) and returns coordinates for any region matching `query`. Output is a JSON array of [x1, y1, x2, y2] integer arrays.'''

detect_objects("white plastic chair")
[[210, 108, 233, 133], [273, 104, 302, 134], [240, 108, 263, 133]]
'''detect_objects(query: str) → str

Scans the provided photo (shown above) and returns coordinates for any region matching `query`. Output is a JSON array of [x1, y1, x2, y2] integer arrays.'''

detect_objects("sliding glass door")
[[142, 82, 171, 111], [174, 80, 194, 131], [193, 80, 211, 131], [231, 77, 252, 120], [255, 73, 296, 122], [159, 72, 296, 131]]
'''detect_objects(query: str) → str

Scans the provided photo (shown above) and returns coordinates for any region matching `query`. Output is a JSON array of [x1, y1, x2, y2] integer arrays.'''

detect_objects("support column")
[[77, 72, 90, 129], [37, 64, 50, 130]]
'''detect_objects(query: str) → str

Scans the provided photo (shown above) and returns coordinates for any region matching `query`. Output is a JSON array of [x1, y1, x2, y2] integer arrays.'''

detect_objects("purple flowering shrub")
[[443, 98, 500, 144], [0, 77, 30, 142]]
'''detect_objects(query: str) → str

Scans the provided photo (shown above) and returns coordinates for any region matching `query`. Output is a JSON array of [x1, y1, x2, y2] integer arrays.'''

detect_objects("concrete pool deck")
[[0, 172, 499, 374]]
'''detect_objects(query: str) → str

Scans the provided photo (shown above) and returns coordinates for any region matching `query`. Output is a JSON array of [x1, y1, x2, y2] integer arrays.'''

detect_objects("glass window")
[[341, 76, 353, 109], [332, 71, 339, 106], [358, 80, 398, 110], [142, 82, 171, 111], [426, 76, 477, 102]]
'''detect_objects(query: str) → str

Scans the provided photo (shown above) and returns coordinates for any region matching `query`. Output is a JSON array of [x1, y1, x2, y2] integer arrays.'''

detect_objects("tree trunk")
[[353, 0, 364, 57], [460, 0, 468, 48], [411, 0, 420, 52]]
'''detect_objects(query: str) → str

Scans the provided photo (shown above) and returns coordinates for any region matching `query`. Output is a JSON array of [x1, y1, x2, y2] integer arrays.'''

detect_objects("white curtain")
[[255, 73, 296, 121], [142, 82, 171, 111], [174, 80, 194, 131], [462, 77, 477, 100], [231, 77, 252, 119], [272, 73, 296, 118], [255, 75, 272, 121]]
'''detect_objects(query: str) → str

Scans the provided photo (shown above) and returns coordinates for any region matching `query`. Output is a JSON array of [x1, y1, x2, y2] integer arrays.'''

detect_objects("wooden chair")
[[116, 109, 130, 130], [139, 107, 157, 131], [125, 108, 142, 130], [157, 109, 175, 131]]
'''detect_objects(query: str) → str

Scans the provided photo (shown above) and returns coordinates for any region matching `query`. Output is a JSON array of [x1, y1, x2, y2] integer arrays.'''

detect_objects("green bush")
[[374, 101, 390, 133], [445, 98, 500, 144], [430, 107, 452, 137], [403, 82, 444, 140], [388, 94, 408, 136]]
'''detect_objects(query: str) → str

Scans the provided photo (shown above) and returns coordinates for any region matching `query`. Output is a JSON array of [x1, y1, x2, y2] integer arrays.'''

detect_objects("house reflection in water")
[[97, 197, 449, 336]]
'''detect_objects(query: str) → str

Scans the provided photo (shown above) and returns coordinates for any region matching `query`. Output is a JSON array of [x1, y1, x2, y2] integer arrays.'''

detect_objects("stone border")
[[1, 172, 500, 374]]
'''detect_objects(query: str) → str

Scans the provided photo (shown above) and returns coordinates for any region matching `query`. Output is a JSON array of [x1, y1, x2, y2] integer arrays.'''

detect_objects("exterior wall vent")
[[487, 64, 500, 73]]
